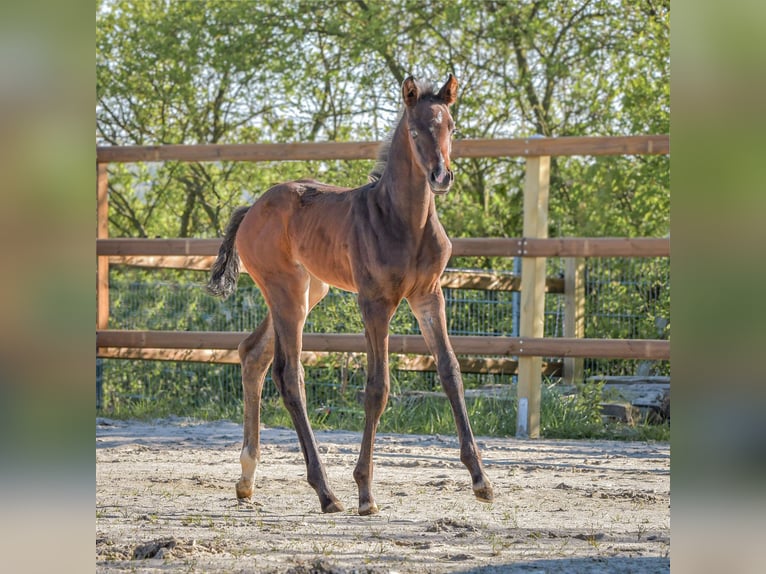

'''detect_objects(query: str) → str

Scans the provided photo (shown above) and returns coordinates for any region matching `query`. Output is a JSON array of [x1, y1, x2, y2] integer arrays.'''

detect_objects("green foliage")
[[97, 0, 669, 242], [551, 155, 670, 238], [541, 380, 607, 438], [98, 359, 245, 421]]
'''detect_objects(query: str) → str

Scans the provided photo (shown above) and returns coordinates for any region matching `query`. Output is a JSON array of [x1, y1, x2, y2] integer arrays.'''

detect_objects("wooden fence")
[[96, 135, 669, 437]]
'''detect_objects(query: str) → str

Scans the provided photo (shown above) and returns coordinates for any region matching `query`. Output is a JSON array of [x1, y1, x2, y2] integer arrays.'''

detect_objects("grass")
[[99, 377, 669, 442], [100, 396, 243, 422]]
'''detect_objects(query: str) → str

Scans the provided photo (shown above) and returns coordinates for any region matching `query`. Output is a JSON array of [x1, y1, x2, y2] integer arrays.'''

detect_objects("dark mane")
[[368, 79, 440, 183]]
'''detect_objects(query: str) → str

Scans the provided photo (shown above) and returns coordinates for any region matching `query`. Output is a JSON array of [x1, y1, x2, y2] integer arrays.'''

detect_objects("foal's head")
[[401, 74, 458, 194]]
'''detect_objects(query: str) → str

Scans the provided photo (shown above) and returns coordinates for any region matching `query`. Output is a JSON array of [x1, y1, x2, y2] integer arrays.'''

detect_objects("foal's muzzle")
[[429, 167, 454, 194]]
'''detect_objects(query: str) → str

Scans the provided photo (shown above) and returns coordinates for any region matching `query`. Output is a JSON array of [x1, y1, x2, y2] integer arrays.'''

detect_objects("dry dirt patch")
[[96, 418, 669, 573]]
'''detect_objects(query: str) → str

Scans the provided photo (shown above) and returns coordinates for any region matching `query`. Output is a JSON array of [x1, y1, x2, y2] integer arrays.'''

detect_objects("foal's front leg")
[[408, 289, 494, 503], [354, 296, 396, 515]]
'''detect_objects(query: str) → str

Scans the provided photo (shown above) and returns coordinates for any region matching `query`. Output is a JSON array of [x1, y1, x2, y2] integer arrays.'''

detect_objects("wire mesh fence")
[[98, 257, 669, 418]]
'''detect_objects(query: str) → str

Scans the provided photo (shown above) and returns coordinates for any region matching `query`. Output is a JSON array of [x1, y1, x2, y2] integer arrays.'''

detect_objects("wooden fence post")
[[563, 257, 585, 385], [517, 155, 550, 438], [97, 163, 110, 330]]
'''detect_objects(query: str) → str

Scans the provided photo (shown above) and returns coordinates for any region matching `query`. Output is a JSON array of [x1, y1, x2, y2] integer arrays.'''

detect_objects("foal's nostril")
[[431, 169, 448, 185]]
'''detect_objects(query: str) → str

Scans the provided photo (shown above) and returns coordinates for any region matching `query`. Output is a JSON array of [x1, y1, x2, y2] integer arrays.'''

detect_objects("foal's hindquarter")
[[229, 76, 493, 515]]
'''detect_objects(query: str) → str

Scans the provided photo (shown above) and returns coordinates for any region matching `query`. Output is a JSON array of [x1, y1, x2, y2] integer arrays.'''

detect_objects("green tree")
[[97, 0, 669, 243]]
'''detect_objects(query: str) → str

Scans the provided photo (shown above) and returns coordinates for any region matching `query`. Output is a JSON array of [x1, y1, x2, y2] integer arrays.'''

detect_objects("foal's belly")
[[299, 251, 357, 293]]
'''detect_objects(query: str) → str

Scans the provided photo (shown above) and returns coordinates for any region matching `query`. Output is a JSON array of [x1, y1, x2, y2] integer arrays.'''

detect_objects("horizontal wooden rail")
[[105, 256, 565, 292], [98, 238, 221, 256], [450, 237, 670, 257], [108, 255, 215, 271], [96, 347, 563, 376], [98, 237, 669, 258], [96, 330, 670, 360], [96, 135, 669, 164], [520, 237, 670, 258]]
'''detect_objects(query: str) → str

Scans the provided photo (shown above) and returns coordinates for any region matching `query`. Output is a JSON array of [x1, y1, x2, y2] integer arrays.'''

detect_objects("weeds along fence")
[[96, 136, 670, 437]]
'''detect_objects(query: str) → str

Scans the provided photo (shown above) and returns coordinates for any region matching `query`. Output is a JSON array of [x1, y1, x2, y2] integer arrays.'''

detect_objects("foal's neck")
[[378, 119, 434, 232]]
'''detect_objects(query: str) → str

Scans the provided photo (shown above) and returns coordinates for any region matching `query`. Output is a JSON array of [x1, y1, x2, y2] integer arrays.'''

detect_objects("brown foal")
[[207, 74, 493, 515]]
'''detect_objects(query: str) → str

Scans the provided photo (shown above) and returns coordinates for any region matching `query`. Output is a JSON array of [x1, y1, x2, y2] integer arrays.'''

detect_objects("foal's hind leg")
[[408, 289, 494, 503], [236, 314, 275, 501], [236, 277, 331, 503], [268, 274, 343, 513]]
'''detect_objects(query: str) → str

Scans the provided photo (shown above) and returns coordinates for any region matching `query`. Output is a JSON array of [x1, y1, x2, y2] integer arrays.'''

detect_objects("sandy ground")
[[96, 418, 670, 573]]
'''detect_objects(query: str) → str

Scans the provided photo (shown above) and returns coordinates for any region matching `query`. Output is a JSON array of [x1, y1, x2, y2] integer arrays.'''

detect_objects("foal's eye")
[[410, 129, 418, 139]]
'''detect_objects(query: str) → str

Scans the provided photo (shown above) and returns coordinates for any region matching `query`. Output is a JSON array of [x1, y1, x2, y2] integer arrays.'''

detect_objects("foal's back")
[[236, 178, 365, 293]]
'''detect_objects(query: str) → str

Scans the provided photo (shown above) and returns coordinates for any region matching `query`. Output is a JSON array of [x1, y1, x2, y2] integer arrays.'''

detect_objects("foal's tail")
[[205, 206, 251, 299]]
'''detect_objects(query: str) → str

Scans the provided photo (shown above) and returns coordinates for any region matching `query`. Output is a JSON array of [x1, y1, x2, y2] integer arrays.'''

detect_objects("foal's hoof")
[[473, 480, 494, 503], [235, 481, 253, 501], [322, 499, 345, 514], [358, 501, 379, 516]]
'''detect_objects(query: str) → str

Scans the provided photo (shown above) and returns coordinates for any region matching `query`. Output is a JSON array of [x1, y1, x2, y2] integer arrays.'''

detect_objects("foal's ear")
[[402, 76, 419, 108], [437, 73, 458, 106]]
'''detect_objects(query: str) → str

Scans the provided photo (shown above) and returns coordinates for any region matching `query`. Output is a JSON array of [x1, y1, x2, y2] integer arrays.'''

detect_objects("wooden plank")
[[108, 255, 217, 271], [517, 155, 550, 438], [440, 271, 563, 293], [95, 135, 669, 164], [97, 238, 222, 256], [98, 347, 241, 364], [96, 330, 670, 359], [513, 338, 669, 360], [95, 346, 563, 376], [97, 163, 110, 330], [96, 141, 382, 163], [107, 257, 567, 293], [563, 258, 585, 385], [98, 236, 669, 258], [96, 237, 518, 257], [95, 348, 357, 367], [442, 270, 521, 291], [452, 135, 669, 158], [450, 237, 524, 257], [393, 355, 562, 376], [588, 375, 670, 384], [522, 237, 669, 257]]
